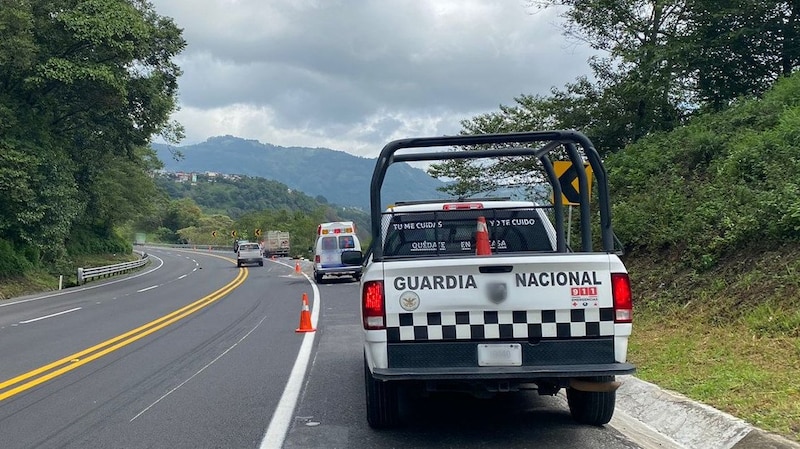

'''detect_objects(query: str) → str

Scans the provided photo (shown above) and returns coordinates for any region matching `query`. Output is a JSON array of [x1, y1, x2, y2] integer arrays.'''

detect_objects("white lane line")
[[19, 307, 82, 324], [137, 285, 158, 293], [260, 269, 320, 449], [0, 253, 165, 308], [130, 316, 267, 422], [177, 274, 187, 280]]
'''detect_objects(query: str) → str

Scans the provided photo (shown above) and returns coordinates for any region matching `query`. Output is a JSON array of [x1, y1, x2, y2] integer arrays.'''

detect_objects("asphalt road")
[[0, 248, 305, 449], [0, 247, 657, 449], [282, 279, 644, 449]]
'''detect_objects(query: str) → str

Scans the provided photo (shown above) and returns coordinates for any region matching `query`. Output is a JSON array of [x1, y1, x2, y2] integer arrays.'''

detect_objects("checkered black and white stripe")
[[386, 308, 615, 342]]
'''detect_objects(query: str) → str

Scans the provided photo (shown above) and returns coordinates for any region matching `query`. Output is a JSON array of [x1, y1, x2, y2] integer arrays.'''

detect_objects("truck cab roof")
[[387, 199, 537, 212]]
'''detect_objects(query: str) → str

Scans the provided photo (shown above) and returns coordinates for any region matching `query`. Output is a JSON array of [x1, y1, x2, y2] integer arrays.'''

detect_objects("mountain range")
[[152, 136, 450, 210]]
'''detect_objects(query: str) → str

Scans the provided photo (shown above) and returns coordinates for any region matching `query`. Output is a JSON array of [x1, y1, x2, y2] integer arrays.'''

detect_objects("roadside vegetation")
[[610, 73, 800, 442], [627, 245, 800, 441], [0, 252, 140, 300]]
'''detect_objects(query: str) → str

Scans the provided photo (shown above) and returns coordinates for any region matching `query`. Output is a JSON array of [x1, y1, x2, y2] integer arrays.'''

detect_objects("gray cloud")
[[150, 0, 597, 157]]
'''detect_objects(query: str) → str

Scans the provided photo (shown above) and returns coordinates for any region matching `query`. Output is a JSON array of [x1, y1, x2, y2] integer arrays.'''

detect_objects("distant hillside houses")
[[156, 170, 243, 183]]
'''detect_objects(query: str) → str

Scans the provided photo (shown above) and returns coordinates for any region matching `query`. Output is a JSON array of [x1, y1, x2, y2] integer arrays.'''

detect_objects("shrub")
[[0, 239, 35, 278]]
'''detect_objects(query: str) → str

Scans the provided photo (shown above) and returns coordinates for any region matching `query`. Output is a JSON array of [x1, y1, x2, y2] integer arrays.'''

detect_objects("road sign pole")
[[567, 204, 573, 248]]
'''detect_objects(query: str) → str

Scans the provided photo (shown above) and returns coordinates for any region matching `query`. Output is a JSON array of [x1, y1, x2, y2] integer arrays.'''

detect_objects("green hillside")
[[155, 173, 327, 218], [153, 136, 451, 211], [152, 172, 371, 254], [609, 74, 800, 441]]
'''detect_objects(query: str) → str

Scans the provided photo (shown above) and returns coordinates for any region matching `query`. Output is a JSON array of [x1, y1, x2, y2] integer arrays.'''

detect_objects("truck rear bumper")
[[366, 336, 635, 382], [371, 362, 635, 381], [316, 266, 362, 276]]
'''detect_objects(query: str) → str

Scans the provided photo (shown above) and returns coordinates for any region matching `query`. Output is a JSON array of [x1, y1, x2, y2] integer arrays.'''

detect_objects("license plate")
[[477, 343, 522, 366]]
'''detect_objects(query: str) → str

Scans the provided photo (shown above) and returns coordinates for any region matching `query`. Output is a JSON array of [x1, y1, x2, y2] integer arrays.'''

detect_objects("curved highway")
[[0, 247, 306, 448], [0, 247, 655, 449]]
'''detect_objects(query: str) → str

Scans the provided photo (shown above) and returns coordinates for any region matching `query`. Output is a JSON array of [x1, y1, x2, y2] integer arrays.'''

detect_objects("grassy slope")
[[0, 252, 140, 300], [625, 243, 800, 441]]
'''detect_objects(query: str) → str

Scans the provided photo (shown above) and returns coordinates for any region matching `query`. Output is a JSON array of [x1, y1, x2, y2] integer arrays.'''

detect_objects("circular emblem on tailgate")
[[399, 291, 420, 311], [486, 281, 508, 304]]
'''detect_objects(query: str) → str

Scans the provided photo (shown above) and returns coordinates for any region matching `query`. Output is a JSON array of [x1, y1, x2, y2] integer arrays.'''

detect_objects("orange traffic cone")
[[295, 293, 315, 333], [294, 261, 302, 274], [475, 216, 492, 256]]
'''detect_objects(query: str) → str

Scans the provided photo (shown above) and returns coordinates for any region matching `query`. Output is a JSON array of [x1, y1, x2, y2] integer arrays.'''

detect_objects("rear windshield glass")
[[320, 236, 337, 251], [239, 244, 260, 251], [339, 235, 356, 249], [382, 207, 554, 258]]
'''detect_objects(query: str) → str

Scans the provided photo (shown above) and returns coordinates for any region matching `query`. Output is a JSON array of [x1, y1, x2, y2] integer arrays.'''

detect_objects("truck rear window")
[[382, 207, 555, 258]]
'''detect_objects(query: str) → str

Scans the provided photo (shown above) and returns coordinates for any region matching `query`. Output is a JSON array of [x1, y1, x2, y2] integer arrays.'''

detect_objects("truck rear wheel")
[[566, 376, 616, 426], [364, 356, 400, 428]]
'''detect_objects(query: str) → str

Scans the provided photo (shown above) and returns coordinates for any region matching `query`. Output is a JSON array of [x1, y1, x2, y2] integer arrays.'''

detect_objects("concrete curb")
[[614, 375, 800, 449]]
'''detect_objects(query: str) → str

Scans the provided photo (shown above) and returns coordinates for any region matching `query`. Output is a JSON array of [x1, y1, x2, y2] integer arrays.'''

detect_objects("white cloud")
[[151, 0, 597, 157]]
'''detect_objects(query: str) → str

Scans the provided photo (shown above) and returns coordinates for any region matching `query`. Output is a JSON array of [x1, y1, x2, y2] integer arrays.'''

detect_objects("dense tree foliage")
[[0, 0, 185, 277], [680, 0, 800, 110], [433, 1, 800, 197], [154, 174, 324, 219]]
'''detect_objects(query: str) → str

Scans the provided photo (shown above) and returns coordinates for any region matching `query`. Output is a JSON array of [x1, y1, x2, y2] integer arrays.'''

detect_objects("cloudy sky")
[[148, 0, 597, 158]]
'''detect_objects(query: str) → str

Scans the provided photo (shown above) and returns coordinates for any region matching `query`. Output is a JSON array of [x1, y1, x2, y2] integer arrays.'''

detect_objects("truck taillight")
[[611, 273, 632, 323], [362, 281, 385, 330], [314, 254, 320, 263], [443, 202, 484, 210]]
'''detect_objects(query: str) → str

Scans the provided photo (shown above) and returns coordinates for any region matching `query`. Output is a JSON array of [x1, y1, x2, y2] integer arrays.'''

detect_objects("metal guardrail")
[[137, 243, 232, 251], [76, 251, 150, 285]]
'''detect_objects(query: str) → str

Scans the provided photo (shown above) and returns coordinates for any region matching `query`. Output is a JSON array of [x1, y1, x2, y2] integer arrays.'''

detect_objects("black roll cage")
[[369, 130, 614, 262]]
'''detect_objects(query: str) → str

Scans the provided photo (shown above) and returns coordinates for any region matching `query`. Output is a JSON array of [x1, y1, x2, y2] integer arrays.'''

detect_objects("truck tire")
[[314, 272, 324, 284], [566, 376, 616, 426], [364, 356, 400, 428]]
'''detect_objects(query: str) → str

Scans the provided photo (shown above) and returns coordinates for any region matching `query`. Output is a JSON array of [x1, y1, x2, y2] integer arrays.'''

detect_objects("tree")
[[0, 0, 185, 267], [435, 0, 799, 196], [163, 198, 203, 233], [529, 0, 800, 115], [678, 1, 800, 111]]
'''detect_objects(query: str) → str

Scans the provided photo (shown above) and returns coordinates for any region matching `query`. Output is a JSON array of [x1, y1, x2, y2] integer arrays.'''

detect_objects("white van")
[[313, 221, 363, 283]]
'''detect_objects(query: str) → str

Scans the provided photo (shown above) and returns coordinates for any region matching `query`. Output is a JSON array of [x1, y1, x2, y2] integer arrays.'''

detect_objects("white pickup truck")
[[236, 242, 263, 267], [358, 131, 634, 428]]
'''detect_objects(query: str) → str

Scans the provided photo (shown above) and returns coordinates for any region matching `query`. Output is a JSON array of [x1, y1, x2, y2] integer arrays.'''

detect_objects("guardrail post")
[[77, 267, 84, 286]]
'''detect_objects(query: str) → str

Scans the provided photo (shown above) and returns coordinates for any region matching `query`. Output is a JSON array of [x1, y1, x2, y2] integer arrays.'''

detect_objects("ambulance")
[[313, 221, 363, 283]]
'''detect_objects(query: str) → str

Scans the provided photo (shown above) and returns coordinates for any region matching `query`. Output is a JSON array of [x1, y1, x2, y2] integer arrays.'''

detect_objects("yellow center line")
[[0, 265, 248, 402]]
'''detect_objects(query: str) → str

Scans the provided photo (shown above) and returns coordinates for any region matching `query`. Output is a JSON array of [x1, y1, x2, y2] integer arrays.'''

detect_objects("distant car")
[[236, 242, 263, 267]]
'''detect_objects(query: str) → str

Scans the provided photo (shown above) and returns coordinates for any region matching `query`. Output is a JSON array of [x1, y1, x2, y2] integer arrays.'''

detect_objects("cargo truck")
[[262, 231, 291, 257]]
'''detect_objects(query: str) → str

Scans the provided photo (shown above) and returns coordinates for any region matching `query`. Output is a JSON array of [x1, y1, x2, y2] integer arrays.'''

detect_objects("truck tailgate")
[[381, 253, 625, 342]]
